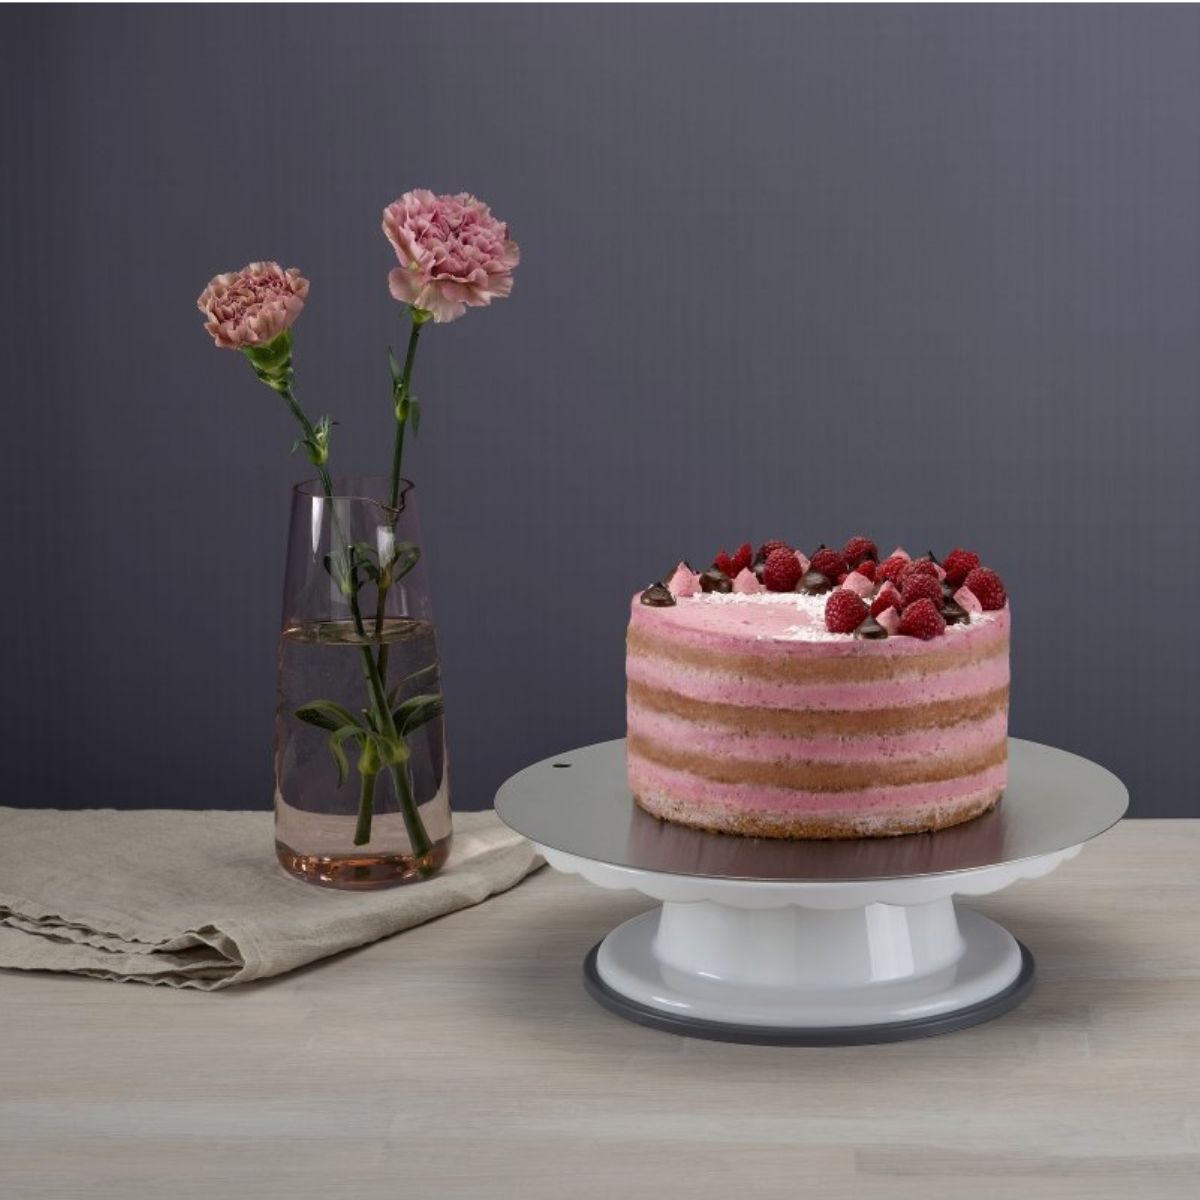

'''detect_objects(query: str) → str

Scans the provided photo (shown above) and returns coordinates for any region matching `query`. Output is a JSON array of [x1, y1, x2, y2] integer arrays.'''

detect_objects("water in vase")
[[275, 617, 452, 888]]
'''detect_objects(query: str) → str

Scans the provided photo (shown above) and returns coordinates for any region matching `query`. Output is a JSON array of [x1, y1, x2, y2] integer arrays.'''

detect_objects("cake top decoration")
[[648, 535, 1008, 641]]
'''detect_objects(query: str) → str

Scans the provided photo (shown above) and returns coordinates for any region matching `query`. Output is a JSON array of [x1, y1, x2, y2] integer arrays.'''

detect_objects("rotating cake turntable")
[[496, 738, 1127, 1045]]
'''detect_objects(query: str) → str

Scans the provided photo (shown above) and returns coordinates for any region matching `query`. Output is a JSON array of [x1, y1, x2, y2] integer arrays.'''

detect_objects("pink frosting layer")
[[627, 703, 1008, 763], [627, 756, 1008, 814], [626, 652, 1008, 710]]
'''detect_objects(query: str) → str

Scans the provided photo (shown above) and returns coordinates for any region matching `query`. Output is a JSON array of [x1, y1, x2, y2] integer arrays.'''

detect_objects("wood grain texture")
[[1, 820, 1197, 1199]]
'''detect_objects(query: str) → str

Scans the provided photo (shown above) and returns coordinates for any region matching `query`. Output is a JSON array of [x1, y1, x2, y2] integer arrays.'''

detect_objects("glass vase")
[[274, 476, 452, 888]]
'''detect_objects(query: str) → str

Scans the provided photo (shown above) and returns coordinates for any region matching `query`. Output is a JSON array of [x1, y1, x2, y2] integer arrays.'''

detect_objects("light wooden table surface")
[[1, 819, 1197, 1199]]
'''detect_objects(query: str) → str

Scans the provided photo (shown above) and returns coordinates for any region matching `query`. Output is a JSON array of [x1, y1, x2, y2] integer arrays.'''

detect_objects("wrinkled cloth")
[[0, 808, 540, 989]]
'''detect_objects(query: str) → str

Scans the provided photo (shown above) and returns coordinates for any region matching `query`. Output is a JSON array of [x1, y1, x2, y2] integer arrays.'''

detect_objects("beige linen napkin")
[[0, 808, 540, 989]]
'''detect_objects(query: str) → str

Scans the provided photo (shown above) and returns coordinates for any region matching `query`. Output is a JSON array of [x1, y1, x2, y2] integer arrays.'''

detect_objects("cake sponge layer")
[[633, 784, 1003, 839]]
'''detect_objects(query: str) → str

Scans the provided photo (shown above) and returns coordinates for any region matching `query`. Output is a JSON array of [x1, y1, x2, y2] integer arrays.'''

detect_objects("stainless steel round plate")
[[495, 737, 1128, 883]]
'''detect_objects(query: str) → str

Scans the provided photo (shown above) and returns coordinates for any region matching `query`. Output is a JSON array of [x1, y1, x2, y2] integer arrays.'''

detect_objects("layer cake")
[[626, 539, 1010, 839]]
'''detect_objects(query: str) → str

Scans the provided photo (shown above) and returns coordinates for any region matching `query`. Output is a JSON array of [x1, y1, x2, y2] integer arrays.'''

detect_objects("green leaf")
[[295, 700, 364, 733], [326, 542, 381, 593], [306, 415, 334, 467], [388, 541, 421, 582], [323, 549, 354, 594], [324, 723, 368, 787], [386, 662, 438, 708], [393, 692, 443, 736], [405, 661, 440, 687], [328, 732, 351, 786], [387, 346, 403, 386]]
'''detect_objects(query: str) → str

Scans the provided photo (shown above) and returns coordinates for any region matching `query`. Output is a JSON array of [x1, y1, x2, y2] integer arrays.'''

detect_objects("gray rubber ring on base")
[[582, 941, 1036, 1047]]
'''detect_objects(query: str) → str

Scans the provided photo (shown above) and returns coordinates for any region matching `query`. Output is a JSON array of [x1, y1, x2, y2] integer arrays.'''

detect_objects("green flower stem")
[[374, 625, 392, 691], [279, 384, 334, 499], [326, 507, 429, 854], [346, 554, 370, 640], [243, 331, 334, 497], [387, 760, 434, 863], [376, 312, 428, 683], [388, 317, 425, 509], [350, 644, 390, 846], [388, 428, 406, 514], [349, 627, 432, 859], [354, 768, 379, 847]]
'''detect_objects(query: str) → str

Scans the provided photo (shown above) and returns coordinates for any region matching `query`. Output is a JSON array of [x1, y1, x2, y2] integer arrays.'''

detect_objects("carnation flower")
[[382, 190, 519, 323], [197, 261, 310, 349]]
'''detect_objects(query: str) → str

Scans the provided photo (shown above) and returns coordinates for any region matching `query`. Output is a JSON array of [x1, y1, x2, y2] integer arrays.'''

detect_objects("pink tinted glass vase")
[[274, 476, 452, 888]]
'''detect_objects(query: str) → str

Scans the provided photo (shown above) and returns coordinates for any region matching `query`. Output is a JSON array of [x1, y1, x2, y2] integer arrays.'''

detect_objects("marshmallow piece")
[[876, 607, 902, 636], [666, 562, 701, 599], [840, 570, 874, 598], [732, 567, 764, 594], [794, 550, 810, 575], [954, 585, 983, 614]]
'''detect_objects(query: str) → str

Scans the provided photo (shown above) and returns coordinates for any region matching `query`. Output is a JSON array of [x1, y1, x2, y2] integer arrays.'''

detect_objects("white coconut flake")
[[681, 587, 999, 641], [774, 623, 844, 642], [946, 611, 996, 632], [686, 591, 821, 610]]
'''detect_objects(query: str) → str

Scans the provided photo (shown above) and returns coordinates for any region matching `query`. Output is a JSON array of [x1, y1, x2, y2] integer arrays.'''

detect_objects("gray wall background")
[[3, 5, 1197, 816]]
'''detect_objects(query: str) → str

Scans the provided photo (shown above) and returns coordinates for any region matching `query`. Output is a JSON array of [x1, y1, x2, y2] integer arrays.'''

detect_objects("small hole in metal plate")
[[552, 762, 571, 768]]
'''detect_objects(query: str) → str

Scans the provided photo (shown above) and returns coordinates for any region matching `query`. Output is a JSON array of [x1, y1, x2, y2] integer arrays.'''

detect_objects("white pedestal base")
[[595, 902, 1025, 1031], [543, 844, 1067, 1044]]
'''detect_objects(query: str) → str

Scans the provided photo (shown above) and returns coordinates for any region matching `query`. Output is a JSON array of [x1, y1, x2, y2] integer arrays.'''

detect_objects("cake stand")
[[495, 738, 1127, 1045]]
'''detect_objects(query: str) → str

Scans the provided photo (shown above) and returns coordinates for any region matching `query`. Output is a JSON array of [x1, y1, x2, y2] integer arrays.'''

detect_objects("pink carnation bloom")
[[197, 262, 309, 349], [382, 189, 519, 323]]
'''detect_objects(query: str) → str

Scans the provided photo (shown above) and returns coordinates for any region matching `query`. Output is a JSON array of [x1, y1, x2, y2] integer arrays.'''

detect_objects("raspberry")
[[964, 566, 1007, 611], [943, 548, 981, 587], [900, 571, 943, 609], [756, 539, 792, 564], [809, 547, 847, 580], [899, 559, 939, 585], [714, 542, 752, 578], [842, 536, 878, 566], [898, 597, 946, 640], [853, 560, 876, 582], [870, 582, 902, 616], [763, 547, 803, 592], [825, 589, 868, 634], [878, 553, 909, 584]]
